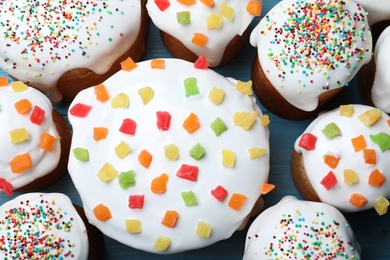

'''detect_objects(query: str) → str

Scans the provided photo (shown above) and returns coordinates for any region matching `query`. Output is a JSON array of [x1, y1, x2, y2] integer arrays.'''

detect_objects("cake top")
[[68, 57, 270, 254], [0, 0, 142, 101], [250, 0, 372, 111], [350, 0, 390, 25], [0, 78, 60, 195], [243, 196, 361, 260], [0, 193, 89, 260], [371, 26, 390, 113], [294, 104, 390, 214], [146, 0, 261, 67]]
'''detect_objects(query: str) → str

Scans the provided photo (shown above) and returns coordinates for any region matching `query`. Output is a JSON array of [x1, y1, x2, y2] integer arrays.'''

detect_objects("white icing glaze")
[[146, 0, 259, 67], [294, 105, 390, 212], [68, 58, 270, 254], [350, 0, 390, 25], [243, 196, 361, 259], [250, 0, 372, 111], [371, 26, 390, 113], [0, 193, 89, 259], [0, 83, 61, 191], [0, 0, 142, 101]]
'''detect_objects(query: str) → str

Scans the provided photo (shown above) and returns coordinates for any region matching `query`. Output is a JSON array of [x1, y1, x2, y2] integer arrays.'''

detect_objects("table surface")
[[1, 1, 390, 259]]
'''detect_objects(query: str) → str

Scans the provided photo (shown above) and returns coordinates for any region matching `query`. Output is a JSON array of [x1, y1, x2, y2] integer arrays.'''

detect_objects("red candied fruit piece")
[[176, 164, 198, 182], [30, 106, 45, 125], [156, 111, 171, 131], [211, 185, 228, 201], [155, 0, 170, 11], [0, 178, 13, 196], [320, 171, 337, 191], [194, 55, 209, 70], [298, 133, 317, 150], [119, 118, 137, 135], [128, 195, 145, 209], [69, 103, 93, 118]]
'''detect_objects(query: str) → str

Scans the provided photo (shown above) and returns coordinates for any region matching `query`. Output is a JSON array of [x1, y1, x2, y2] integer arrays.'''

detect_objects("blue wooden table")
[[1, 1, 389, 259]]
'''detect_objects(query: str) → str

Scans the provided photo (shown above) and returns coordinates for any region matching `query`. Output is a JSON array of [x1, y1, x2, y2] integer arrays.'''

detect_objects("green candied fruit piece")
[[210, 117, 227, 136], [73, 147, 89, 162], [184, 77, 199, 97], [189, 143, 206, 160], [321, 122, 341, 138], [370, 132, 390, 152], [118, 170, 136, 189], [181, 191, 198, 206], [177, 11, 191, 25]]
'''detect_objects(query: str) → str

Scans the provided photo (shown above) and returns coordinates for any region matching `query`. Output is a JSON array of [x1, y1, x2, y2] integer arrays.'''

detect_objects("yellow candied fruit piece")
[[235, 80, 253, 95], [206, 13, 223, 29], [125, 219, 142, 234], [138, 86, 154, 105], [259, 115, 270, 126], [111, 93, 129, 108], [248, 148, 267, 159], [196, 221, 212, 238], [208, 87, 225, 105], [358, 108, 383, 126], [374, 197, 390, 216], [344, 169, 359, 185], [219, 3, 234, 21], [233, 111, 258, 131], [164, 144, 179, 160], [222, 149, 235, 167], [115, 141, 131, 159], [154, 236, 171, 251], [339, 104, 354, 117], [10, 128, 29, 144], [11, 81, 28, 92], [97, 163, 118, 182]]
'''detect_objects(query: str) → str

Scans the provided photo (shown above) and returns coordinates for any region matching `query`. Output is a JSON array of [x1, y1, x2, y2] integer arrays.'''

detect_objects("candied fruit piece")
[[128, 195, 144, 209], [151, 59, 165, 69], [259, 115, 270, 126], [0, 178, 13, 196], [73, 148, 89, 162], [156, 111, 171, 131], [344, 169, 359, 185], [358, 108, 382, 126], [10, 153, 32, 173], [370, 132, 390, 152], [125, 219, 142, 234], [120, 57, 137, 72], [208, 87, 224, 105], [323, 153, 340, 169], [339, 104, 354, 116], [39, 132, 57, 152], [69, 103, 92, 118], [97, 163, 118, 182], [210, 117, 227, 136], [368, 169, 385, 187], [164, 144, 179, 160], [177, 11, 190, 25], [298, 133, 317, 150], [94, 84, 110, 102], [176, 164, 198, 182], [219, 3, 234, 21], [0, 77, 8, 87], [194, 55, 209, 70], [154, 236, 171, 251], [138, 86, 154, 105], [93, 204, 112, 221], [246, 0, 262, 16], [118, 170, 136, 189], [93, 127, 108, 141], [320, 171, 337, 191], [154, 0, 170, 11], [115, 141, 131, 159], [349, 193, 367, 208], [351, 135, 366, 152], [235, 80, 253, 95], [248, 148, 267, 159], [200, 0, 214, 7], [181, 191, 198, 206], [161, 210, 179, 228], [183, 113, 200, 133], [11, 81, 28, 92], [233, 111, 258, 131], [207, 13, 223, 29], [119, 118, 136, 135], [9, 128, 29, 144], [14, 99, 32, 114], [192, 33, 208, 47], [151, 173, 168, 194], [184, 77, 199, 97], [111, 93, 129, 108], [211, 185, 228, 201], [177, 0, 195, 4], [222, 149, 235, 167], [228, 193, 247, 211], [363, 149, 376, 164], [138, 150, 152, 168], [322, 122, 341, 138], [189, 143, 205, 160], [260, 183, 275, 195], [196, 221, 212, 238], [30, 106, 45, 125], [374, 197, 390, 215]]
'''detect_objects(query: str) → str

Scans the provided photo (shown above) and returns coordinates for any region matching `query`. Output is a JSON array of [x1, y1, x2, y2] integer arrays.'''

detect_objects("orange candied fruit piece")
[[93, 204, 112, 221], [387, 119, 390, 127], [369, 169, 386, 187], [0, 77, 8, 87], [363, 149, 376, 164], [247, 1, 262, 16], [323, 153, 340, 169], [151, 59, 165, 69], [120, 57, 137, 72], [183, 113, 200, 133], [349, 193, 368, 208], [351, 135, 366, 152], [14, 99, 32, 114], [39, 132, 57, 152], [260, 183, 275, 195], [200, 0, 214, 7], [161, 210, 179, 228], [93, 127, 108, 141], [192, 33, 208, 47], [177, 0, 196, 5], [94, 84, 110, 102], [138, 149, 152, 168], [228, 193, 247, 211], [10, 153, 32, 173], [151, 173, 168, 194]]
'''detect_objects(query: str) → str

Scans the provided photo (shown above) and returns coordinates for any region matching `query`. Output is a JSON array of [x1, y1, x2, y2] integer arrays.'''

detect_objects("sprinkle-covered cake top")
[[250, 0, 372, 111], [243, 196, 361, 260], [0, 78, 60, 195], [0, 193, 89, 259], [351, 0, 390, 25], [146, 0, 262, 67], [0, 0, 142, 101], [295, 104, 390, 214], [68, 57, 270, 254]]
